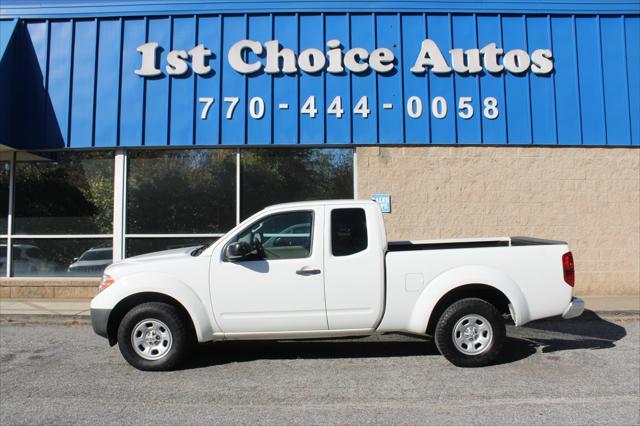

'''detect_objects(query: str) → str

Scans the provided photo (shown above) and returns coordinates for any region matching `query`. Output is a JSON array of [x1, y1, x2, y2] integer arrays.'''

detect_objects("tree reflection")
[[126, 149, 236, 234], [241, 149, 353, 219], [14, 151, 114, 234]]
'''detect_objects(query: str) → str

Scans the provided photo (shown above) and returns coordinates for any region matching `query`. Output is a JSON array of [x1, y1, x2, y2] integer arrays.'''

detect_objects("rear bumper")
[[562, 297, 585, 319]]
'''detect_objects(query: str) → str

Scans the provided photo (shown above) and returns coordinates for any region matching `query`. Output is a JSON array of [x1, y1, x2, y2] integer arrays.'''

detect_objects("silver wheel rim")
[[131, 319, 173, 361], [452, 314, 493, 356]]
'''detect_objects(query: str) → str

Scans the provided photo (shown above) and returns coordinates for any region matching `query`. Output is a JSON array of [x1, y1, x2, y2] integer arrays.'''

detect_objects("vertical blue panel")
[[273, 14, 298, 144], [551, 16, 581, 145], [576, 16, 606, 145], [220, 15, 246, 145], [376, 14, 403, 144], [351, 13, 377, 144], [401, 14, 429, 144], [144, 17, 170, 146], [527, 16, 556, 145], [0, 19, 17, 59], [426, 14, 455, 144], [0, 20, 17, 146], [24, 22, 48, 147], [27, 22, 49, 80], [169, 16, 196, 146], [477, 15, 507, 144], [195, 15, 221, 146], [47, 21, 72, 147], [325, 13, 350, 144], [25, 22, 48, 78], [94, 19, 121, 147], [246, 14, 271, 145], [626, 16, 640, 146], [502, 15, 532, 144], [119, 18, 145, 147], [69, 20, 97, 148], [601, 16, 631, 146], [452, 14, 481, 144], [299, 13, 324, 144]]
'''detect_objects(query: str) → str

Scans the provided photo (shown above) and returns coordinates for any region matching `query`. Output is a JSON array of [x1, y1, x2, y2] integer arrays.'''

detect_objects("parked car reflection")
[[67, 247, 113, 276]]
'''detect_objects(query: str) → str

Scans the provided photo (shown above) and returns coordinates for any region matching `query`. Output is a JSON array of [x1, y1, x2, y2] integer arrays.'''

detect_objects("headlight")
[[98, 274, 115, 292]]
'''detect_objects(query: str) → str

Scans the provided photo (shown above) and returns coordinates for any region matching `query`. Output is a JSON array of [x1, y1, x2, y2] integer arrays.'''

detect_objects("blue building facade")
[[1, 0, 638, 149]]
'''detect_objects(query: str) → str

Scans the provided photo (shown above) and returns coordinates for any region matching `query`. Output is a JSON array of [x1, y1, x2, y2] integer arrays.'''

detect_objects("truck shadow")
[[180, 310, 629, 370], [496, 310, 628, 365]]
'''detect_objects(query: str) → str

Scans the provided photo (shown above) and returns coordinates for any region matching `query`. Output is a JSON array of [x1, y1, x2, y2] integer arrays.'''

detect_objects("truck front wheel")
[[434, 298, 505, 367], [117, 302, 192, 371]]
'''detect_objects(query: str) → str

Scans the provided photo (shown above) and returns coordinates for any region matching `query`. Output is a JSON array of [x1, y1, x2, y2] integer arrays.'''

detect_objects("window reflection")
[[126, 150, 236, 234], [3, 148, 355, 274], [240, 149, 353, 219], [126, 237, 218, 258], [10, 239, 112, 277], [0, 240, 6, 276], [0, 162, 8, 233], [14, 151, 114, 234]]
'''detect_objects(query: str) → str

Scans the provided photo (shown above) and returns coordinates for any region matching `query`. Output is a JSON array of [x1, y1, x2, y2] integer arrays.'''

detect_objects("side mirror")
[[224, 241, 251, 261]]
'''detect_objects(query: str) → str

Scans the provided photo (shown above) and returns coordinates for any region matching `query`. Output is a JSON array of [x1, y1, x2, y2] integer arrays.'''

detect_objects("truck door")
[[323, 206, 385, 330], [210, 207, 328, 333]]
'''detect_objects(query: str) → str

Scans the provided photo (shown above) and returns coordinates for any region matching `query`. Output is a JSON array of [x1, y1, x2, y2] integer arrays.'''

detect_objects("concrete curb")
[[1, 310, 638, 326], [1, 296, 638, 325], [1, 314, 92, 325]]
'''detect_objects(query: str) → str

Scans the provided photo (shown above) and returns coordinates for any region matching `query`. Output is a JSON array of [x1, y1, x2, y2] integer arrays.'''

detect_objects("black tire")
[[117, 302, 193, 371], [434, 298, 505, 367]]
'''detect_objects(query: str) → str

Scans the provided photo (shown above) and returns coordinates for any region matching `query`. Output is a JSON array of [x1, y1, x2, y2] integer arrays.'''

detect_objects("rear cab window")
[[331, 208, 367, 256]]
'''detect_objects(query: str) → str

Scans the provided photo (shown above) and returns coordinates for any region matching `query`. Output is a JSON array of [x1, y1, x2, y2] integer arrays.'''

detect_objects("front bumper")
[[91, 308, 111, 339], [561, 297, 585, 319]]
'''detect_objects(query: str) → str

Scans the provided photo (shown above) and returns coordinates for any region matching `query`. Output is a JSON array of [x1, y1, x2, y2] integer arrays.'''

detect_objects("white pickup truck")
[[91, 200, 584, 370]]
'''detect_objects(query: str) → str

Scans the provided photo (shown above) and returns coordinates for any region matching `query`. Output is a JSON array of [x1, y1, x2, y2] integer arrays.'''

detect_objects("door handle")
[[296, 268, 321, 276]]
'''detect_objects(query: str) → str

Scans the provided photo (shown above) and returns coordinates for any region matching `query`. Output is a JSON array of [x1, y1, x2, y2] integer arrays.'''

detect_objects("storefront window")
[[10, 238, 112, 277], [240, 149, 354, 219], [0, 161, 9, 233], [126, 150, 236, 234], [14, 151, 114, 234], [126, 237, 218, 258], [3, 147, 354, 274], [1, 240, 6, 276]]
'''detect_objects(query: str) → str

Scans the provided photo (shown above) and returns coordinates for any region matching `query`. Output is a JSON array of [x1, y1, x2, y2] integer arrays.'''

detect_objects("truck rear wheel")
[[117, 302, 192, 371], [434, 298, 505, 367]]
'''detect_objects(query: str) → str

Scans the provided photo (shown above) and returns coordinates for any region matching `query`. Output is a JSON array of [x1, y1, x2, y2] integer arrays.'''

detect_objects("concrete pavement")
[[1, 317, 638, 425]]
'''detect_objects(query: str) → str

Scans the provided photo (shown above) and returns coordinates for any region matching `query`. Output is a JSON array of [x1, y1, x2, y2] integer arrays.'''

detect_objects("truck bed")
[[387, 236, 566, 252]]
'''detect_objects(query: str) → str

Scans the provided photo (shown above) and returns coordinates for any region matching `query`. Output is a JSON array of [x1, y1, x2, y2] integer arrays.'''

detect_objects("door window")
[[236, 211, 313, 260], [331, 208, 367, 256]]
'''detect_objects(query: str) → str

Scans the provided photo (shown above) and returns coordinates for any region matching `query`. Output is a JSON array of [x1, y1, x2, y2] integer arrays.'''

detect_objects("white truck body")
[[91, 200, 583, 368]]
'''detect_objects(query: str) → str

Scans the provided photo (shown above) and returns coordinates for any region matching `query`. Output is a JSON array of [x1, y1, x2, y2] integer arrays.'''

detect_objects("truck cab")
[[209, 201, 385, 335]]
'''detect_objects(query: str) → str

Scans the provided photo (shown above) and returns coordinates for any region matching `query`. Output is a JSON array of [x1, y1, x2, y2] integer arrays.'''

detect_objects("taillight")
[[562, 252, 575, 287]]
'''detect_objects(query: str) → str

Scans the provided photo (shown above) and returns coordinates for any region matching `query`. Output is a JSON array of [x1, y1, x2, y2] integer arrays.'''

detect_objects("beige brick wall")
[[357, 146, 640, 296], [0, 278, 99, 299]]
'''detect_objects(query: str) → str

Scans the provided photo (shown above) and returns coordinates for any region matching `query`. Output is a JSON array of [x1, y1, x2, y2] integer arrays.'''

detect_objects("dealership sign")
[[134, 39, 554, 78]]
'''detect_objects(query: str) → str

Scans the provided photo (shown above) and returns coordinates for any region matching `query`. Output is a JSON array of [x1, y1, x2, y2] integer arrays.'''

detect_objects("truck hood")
[[122, 246, 201, 263], [103, 245, 204, 278]]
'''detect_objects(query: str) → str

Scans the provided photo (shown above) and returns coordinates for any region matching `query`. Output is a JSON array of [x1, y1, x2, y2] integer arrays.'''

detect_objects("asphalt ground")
[[1, 312, 638, 425]]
